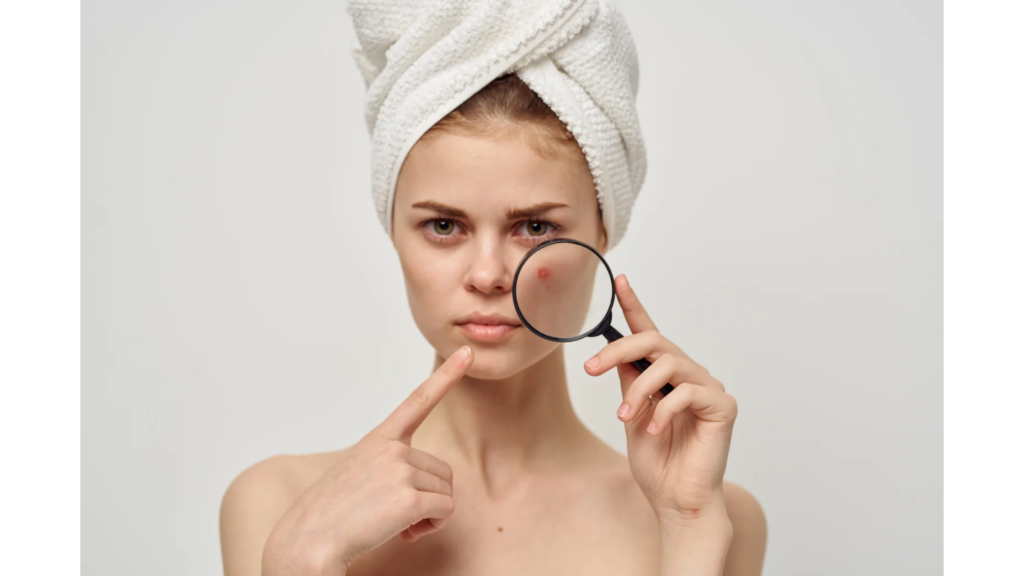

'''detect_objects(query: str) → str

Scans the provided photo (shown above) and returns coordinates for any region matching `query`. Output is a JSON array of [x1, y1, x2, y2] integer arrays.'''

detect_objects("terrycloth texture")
[[346, 0, 646, 249]]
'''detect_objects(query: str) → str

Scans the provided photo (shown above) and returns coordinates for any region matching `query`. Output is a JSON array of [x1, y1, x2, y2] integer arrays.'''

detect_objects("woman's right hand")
[[261, 345, 474, 576]]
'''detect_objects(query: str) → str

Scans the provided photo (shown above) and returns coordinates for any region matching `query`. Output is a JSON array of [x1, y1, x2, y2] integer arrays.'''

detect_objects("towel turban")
[[346, 0, 646, 250]]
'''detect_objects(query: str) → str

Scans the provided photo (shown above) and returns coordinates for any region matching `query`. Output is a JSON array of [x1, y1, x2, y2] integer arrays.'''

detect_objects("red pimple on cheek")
[[537, 266, 551, 280]]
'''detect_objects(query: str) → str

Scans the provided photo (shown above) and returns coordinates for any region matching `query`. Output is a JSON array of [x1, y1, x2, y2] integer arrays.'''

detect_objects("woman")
[[221, 2, 767, 575]]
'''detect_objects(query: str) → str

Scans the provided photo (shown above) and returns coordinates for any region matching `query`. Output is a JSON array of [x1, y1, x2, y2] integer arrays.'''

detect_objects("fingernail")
[[456, 346, 471, 361], [646, 421, 658, 434], [585, 356, 600, 369], [617, 402, 631, 419]]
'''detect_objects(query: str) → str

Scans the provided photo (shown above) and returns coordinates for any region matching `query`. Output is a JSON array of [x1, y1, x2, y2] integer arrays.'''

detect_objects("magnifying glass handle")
[[602, 325, 675, 397]]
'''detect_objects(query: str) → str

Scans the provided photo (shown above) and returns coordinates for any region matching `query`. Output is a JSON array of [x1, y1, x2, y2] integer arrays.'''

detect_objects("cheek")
[[405, 267, 444, 308], [398, 251, 460, 319], [536, 266, 551, 281]]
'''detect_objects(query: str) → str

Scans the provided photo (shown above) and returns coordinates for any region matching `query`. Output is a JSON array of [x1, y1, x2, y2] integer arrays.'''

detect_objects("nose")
[[463, 236, 517, 296]]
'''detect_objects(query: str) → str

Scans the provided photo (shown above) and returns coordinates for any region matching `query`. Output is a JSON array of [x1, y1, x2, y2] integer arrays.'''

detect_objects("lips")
[[455, 312, 521, 343]]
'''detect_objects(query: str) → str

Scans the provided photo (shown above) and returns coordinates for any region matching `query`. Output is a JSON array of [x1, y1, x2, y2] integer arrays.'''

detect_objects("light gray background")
[[83, 1, 941, 574]]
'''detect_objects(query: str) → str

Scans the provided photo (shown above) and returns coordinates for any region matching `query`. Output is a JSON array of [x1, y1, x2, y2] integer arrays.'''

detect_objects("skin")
[[220, 128, 768, 575]]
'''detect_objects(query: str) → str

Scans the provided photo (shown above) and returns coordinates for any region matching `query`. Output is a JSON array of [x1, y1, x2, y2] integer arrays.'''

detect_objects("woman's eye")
[[514, 220, 557, 241], [525, 221, 549, 236], [432, 220, 455, 235]]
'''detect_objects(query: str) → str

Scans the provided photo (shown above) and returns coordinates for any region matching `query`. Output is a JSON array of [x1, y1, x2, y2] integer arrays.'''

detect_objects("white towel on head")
[[346, 0, 646, 250]]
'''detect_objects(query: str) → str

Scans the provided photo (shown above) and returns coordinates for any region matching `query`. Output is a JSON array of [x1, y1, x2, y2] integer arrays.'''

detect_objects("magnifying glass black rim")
[[511, 238, 617, 343]]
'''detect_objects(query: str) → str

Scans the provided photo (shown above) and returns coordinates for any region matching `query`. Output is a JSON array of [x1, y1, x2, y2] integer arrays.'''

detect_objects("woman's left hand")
[[584, 274, 738, 525]]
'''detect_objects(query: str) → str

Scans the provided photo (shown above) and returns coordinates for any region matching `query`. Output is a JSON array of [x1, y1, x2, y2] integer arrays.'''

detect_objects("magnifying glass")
[[511, 238, 675, 398]]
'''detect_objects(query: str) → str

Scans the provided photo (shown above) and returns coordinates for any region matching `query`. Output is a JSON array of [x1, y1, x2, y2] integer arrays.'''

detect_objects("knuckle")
[[675, 355, 695, 372], [397, 488, 419, 511], [725, 393, 739, 416], [444, 495, 456, 515], [437, 362, 456, 380], [672, 382, 695, 399], [384, 440, 408, 459], [640, 329, 659, 343], [657, 353, 679, 371], [671, 355, 697, 378], [398, 463, 416, 484], [409, 385, 433, 408]]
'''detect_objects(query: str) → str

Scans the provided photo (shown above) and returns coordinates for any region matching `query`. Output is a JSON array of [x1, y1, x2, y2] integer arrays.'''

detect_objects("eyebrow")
[[506, 202, 570, 220], [411, 201, 468, 218], [410, 201, 570, 220]]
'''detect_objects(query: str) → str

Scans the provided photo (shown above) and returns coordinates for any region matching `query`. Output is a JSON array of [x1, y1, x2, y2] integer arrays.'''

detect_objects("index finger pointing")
[[376, 346, 473, 443], [615, 274, 658, 334]]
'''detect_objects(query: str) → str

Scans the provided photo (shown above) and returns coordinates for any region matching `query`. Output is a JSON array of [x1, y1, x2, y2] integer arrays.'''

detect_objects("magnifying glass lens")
[[514, 241, 614, 340]]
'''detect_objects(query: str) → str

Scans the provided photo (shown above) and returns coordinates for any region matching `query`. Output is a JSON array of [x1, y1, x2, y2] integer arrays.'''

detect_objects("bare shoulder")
[[219, 448, 351, 576], [722, 481, 768, 576], [220, 451, 338, 524]]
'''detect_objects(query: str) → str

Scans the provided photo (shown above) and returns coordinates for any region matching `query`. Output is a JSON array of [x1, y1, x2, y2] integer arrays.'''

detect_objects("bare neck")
[[412, 345, 610, 494]]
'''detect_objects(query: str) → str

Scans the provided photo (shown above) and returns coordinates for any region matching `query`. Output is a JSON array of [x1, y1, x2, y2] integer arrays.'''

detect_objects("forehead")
[[394, 130, 596, 214]]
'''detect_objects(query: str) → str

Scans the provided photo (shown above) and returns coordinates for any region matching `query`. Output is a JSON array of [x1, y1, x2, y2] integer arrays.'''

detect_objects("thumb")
[[615, 274, 658, 334]]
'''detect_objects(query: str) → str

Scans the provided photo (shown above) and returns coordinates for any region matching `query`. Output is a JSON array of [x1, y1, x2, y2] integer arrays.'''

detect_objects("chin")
[[462, 344, 554, 380], [426, 328, 559, 380]]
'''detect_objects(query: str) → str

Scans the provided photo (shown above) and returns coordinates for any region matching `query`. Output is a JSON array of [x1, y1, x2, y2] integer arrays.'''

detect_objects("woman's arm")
[[657, 504, 733, 576], [583, 277, 766, 575], [220, 347, 473, 576], [657, 482, 767, 576]]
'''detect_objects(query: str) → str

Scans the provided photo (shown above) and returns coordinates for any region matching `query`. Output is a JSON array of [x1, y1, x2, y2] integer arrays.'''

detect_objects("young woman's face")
[[392, 128, 606, 379]]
